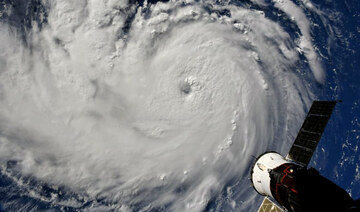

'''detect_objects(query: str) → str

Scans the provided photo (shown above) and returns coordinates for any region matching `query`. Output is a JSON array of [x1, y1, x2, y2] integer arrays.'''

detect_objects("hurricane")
[[0, 0, 331, 211]]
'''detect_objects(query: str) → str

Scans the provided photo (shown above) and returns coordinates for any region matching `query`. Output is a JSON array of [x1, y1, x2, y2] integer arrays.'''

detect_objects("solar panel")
[[257, 197, 284, 212], [286, 101, 338, 166]]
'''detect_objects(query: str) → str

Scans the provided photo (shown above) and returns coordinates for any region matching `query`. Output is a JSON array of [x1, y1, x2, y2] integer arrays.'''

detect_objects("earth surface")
[[0, 0, 359, 211]]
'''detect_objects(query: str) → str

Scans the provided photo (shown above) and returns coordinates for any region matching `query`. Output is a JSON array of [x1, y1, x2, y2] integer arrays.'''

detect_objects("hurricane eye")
[[180, 82, 192, 94]]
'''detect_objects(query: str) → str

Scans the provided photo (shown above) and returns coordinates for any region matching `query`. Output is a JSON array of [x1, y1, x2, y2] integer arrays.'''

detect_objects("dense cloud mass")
[[0, 0, 326, 211]]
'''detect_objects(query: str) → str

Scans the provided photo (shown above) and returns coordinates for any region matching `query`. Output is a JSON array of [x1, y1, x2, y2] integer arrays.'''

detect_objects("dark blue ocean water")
[[309, 0, 360, 199]]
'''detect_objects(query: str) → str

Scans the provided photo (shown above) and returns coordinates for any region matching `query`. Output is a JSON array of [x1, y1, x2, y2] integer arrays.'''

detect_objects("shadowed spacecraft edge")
[[250, 101, 360, 212]]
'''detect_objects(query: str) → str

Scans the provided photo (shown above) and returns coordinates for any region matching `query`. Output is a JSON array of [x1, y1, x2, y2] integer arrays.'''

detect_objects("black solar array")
[[287, 101, 338, 167]]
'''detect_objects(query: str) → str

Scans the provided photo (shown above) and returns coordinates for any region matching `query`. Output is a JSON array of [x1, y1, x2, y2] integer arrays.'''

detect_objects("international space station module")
[[250, 101, 360, 212]]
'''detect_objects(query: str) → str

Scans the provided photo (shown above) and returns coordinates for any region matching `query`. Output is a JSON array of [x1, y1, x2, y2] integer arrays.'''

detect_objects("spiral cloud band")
[[0, 0, 323, 211]]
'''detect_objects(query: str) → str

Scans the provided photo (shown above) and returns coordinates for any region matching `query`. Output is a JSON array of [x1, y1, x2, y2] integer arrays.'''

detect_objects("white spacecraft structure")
[[251, 101, 360, 212]]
